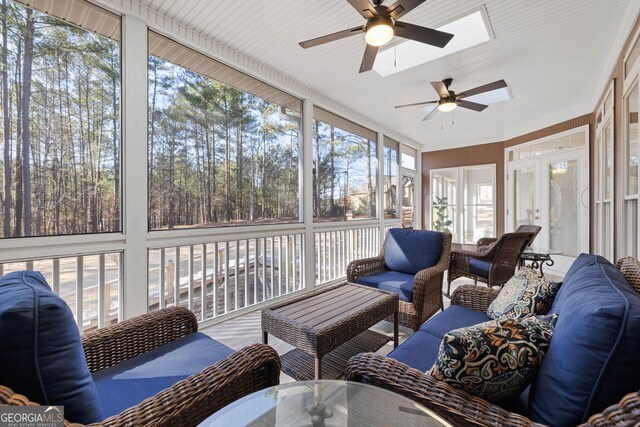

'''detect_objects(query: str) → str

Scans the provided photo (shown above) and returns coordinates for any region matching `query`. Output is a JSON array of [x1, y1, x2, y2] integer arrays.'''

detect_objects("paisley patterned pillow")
[[487, 267, 561, 319], [428, 315, 557, 404]]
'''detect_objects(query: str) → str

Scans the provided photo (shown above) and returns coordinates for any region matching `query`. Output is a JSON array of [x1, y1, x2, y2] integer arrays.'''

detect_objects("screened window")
[[383, 136, 398, 219], [0, 0, 121, 238], [401, 145, 417, 170], [148, 32, 301, 230], [312, 108, 377, 221]]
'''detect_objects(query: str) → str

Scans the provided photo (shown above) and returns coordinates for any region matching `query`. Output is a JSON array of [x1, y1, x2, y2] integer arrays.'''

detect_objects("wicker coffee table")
[[262, 284, 399, 380]]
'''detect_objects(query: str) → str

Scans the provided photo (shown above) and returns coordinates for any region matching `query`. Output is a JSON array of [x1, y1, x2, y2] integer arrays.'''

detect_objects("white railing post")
[[122, 15, 148, 320], [302, 99, 315, 291]]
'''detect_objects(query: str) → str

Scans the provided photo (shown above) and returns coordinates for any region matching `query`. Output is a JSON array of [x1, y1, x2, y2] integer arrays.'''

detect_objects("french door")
[[507, 148, 589, 274]]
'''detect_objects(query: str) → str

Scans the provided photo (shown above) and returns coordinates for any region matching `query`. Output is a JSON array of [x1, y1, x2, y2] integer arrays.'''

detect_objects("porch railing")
[[0, 222, 401, 329], [0, 252, 122, 333], [148, 233, 306, 322]]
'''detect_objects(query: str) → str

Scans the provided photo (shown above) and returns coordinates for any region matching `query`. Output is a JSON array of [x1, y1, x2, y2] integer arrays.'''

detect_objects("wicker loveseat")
[[346, 254, 640, 427], [0, 271, 280, 427]]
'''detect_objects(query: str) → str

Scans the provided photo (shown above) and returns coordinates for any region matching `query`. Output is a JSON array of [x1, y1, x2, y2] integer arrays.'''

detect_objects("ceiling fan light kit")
[[437, 100, 457, 112], [364, 16, 395, 46]]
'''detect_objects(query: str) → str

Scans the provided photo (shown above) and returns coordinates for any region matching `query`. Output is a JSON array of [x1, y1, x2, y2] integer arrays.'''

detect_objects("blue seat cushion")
[[93, 332, 234, 419], [419, 305, 491, 338], [387, 331, 443, 372], [0, 271, 103, 424], [354, 271, 414, 302], [384, 229, 444, 275], [469, 259, 492, 278], [530, 254, 640, 426]]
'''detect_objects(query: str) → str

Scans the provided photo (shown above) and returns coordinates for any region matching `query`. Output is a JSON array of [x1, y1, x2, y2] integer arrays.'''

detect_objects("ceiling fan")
[[395, 78, 508, 121], [299, 0, 454, 73]]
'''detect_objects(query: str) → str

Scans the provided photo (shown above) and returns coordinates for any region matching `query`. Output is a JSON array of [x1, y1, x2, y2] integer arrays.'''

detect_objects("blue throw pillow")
[[530, 254, 640, 426], [0, 271, 103, 423], [384, 229, 444, 275]]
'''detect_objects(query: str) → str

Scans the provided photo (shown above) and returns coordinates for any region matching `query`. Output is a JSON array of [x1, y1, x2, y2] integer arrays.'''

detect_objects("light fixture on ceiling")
[[364, 16, 395, 47], [437, 100, 457, 112]]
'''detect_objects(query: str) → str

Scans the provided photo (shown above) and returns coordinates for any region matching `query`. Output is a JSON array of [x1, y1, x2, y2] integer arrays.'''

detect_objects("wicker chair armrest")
[[346, 255, 385, 282], [450, 285, 500, 312], [412, 234, 452, 296], [345, 353, 543, 427], [82, 307, 198, 372], [97, 343, 280, 427], [476, 237, 498, 248], [1, 344, 280, 427], [579, 390, 640, 426]]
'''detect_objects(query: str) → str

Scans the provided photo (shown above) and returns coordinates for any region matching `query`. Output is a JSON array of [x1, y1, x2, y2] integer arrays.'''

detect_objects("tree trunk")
[[21, 8, 34, 236], [2, 0, 11, 237], [314, 120, 321, 217], [13, 38, 22, 237], [112, 51, 119, 231], [329, 126, 335, 214]]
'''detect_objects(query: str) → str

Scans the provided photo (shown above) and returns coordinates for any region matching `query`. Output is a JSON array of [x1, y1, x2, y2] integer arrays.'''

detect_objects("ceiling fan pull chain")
[[394, 42, 397, 68]]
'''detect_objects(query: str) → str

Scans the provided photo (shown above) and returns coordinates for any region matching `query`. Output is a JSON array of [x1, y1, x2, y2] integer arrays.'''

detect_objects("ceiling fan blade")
[[431, 81, 449, 98], [359, 44, 379, 73], [346, 0, 377, 19], [460, 79, 508, 98], [387, 0, 425, 20], [395, 100, 437, 109], [458, 100, 488, 112], [422, 106, 439, 121], [300, 26, 363, 48], [395, 21, 454, 48]]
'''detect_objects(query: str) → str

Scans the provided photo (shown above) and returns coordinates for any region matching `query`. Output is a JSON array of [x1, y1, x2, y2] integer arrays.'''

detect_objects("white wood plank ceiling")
[[134, 0, 632, 149]]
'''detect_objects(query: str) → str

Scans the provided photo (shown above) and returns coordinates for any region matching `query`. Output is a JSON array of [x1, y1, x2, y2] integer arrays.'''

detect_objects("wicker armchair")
[[347, 230, 452, 331], [447, 231, 532, 296], [345, 284, 640, 427], [0, 307, 281, 427], [477, 224, 541, 252]]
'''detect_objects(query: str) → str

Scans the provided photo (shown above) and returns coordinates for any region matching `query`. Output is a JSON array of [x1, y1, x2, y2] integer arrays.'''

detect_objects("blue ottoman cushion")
[[469, 259, 492, 278], [92, 332, 234, 419], [0, 271, 103, 424], [387, 330, 443, 372], [419, 305, 491, 338], [384, 229, 444, 275], [354, 271, 415, 302], [530, 254, 640, 426]]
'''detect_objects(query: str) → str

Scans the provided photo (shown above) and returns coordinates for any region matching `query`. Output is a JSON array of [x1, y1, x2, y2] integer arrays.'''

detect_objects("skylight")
[[374, 9, 493, 76]]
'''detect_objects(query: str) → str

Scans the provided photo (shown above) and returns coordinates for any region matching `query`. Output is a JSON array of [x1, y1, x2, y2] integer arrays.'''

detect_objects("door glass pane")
[[402, 176, 414, 228], [603, 202, 611, 259], [626, 84, 638, 196], [625, 200, 638, 257], [383, 145, 398, 219], [605, 123, 613, 200], [463, 167, 495, 244], [513, 167, 536, 230], [549, 159, 579, 256]]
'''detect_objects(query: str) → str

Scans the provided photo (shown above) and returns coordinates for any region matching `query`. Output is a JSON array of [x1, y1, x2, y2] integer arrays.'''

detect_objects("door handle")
[[580, 187, 590, 209]]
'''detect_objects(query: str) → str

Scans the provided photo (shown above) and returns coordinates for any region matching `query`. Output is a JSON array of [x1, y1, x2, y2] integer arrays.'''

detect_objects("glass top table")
[[199, 380, 452, 427]]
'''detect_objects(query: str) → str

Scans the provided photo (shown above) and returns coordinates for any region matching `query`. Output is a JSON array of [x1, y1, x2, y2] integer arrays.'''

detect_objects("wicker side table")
[[262, 284, 399, 380]]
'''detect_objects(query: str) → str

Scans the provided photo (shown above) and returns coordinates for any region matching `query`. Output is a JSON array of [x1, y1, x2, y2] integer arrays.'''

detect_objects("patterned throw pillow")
[[487, 267, 561, 319], [428, 315, 557, 404]]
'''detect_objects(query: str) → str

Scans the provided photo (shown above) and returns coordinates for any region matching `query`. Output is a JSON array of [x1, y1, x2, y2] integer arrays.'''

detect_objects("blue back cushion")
[[384, 229, 444, 275], [530, 254, 640, 426], [0, 271, 103, 423]]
